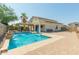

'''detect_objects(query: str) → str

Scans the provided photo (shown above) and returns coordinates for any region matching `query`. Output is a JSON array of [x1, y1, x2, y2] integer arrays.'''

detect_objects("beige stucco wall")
[[77, 27, 79, 31], [44, 23, 63, 31]]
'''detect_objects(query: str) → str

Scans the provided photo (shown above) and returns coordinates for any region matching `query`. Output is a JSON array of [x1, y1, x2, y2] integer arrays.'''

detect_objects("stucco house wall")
[[44, 23, 63, 32]]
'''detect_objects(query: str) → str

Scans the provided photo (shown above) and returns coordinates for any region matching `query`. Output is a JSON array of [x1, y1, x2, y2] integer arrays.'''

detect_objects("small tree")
[[0, 4, 17, 25]]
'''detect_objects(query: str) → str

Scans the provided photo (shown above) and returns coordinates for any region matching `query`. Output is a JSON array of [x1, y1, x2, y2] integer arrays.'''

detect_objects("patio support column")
[[33, 25, 34, 31], [38, 23, 41, 33]]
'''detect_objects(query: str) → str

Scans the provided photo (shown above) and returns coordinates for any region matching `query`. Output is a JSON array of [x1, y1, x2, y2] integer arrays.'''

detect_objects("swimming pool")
[[8, 32, 49, 50]]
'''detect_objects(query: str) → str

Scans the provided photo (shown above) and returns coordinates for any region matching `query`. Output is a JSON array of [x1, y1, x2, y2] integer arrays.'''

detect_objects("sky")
[[5, 3, 79, 25]]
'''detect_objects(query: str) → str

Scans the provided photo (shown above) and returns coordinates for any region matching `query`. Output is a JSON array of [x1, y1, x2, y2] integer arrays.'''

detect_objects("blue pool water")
[[8, 32, 49, 50]]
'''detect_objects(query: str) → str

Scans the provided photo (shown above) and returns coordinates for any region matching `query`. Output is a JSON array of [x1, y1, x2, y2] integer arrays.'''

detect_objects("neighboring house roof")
[[68, 22, 79, 26], [30, 16, 58, 23]]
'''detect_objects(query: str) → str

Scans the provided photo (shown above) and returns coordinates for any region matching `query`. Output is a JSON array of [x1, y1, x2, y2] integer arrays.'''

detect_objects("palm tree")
[[20, 13, 28, 31]]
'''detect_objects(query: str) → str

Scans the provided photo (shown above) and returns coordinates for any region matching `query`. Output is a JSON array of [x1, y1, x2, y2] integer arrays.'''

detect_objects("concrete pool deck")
[[1, 32, 63, 55], [25, 32, 79, 55]]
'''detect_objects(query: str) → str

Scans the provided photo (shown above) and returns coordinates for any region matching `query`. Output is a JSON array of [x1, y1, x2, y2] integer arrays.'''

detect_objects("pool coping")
[[1, 33, 63, 55]]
